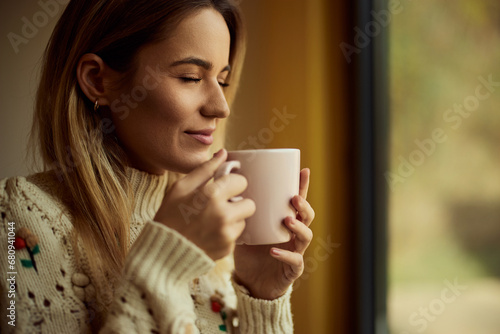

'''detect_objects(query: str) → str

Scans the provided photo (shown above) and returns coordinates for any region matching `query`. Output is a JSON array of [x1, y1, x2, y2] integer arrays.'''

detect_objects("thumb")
[[180, 149, 227, 192]]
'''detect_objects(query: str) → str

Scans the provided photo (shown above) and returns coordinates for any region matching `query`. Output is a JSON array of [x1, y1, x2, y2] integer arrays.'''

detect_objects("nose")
[[200, 81, 230, 119]]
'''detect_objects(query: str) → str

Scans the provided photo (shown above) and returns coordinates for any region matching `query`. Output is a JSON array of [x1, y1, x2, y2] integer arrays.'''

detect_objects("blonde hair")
[[30, 0, 245, 309]]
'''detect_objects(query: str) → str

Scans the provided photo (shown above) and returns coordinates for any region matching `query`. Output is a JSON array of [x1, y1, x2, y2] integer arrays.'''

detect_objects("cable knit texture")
[[0, 168, 294, 333]]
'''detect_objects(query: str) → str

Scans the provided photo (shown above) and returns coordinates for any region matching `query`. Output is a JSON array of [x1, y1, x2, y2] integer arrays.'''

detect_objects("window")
[[387, 1, 500, 333]]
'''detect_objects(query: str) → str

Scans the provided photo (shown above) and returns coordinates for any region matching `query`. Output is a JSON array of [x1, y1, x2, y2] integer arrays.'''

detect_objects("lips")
[[185, 128, 215, 145]]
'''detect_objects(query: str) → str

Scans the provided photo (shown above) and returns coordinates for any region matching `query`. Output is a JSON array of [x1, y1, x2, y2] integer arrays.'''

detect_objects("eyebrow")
[[170, 57, 231, 72]]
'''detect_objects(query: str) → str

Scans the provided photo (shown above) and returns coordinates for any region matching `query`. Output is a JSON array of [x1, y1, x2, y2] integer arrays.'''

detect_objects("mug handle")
[[214, 160, 243, 202]]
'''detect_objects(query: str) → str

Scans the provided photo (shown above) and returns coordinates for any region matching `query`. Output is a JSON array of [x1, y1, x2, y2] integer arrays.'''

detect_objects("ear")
[[76, 53, 117, 107]]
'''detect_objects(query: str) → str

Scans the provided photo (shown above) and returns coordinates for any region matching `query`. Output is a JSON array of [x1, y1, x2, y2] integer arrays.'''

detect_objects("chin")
[[165, 151, 211, 174]]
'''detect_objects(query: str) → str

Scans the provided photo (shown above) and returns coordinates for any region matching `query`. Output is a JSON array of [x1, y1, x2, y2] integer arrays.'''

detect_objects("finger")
[[270, 248, 304, 277], [227, 198, 256, 222], [291, 195, 315, 226], [284, 216, 313, 254], [298, 168, 310, 200], [180, 149, 227, 192], [225, 219, 246, 244], [204, 173, 248, 200]]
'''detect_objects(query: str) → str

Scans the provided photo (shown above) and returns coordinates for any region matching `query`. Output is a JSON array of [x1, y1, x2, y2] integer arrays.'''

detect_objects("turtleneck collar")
[[126, 167, 169, 224]]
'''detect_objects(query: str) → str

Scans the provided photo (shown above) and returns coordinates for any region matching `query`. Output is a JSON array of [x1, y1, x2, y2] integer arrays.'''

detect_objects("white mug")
[[215, 148, 300, 245]]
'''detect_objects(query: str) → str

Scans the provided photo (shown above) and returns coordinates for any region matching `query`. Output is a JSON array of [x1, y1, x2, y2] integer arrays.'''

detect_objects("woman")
[[0, 0, 315, 333]]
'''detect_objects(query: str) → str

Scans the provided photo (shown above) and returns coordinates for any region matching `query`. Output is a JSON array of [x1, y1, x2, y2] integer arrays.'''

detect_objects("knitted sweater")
[[0, 168, 293, 333]]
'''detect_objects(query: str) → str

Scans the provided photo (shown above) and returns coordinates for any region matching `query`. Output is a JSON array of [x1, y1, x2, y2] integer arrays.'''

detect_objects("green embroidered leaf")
[[20, 259, 33, 268], [32, 244, 40, 254], [221, 311, 227, 320], [218, 324, 227, 332]]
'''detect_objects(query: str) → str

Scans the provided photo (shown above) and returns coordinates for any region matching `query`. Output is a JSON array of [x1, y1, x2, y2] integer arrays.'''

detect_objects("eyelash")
[[180, 77, 201, 83], [180, 77, 229, 87]]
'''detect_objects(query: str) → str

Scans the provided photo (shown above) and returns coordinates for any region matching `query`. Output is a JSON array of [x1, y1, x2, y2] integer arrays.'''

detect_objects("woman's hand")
[[154, 149, 256, 261], [233, 168, 315, 300]]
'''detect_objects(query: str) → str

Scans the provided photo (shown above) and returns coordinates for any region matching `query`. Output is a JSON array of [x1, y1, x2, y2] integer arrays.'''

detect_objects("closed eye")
[[180, 77, 229, 87], [180, 77, 201, 83]]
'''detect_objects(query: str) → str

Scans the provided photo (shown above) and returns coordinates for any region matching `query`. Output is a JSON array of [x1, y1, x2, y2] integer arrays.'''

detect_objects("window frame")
[[353, 0, 389, 333]]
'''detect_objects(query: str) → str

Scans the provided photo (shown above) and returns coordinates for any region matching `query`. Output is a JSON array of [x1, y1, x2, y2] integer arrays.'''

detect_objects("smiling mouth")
[[185, 129, 215, 145]]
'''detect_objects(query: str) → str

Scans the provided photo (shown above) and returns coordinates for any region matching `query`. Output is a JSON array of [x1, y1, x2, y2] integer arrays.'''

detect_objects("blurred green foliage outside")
[[388, 0, 500, 333]]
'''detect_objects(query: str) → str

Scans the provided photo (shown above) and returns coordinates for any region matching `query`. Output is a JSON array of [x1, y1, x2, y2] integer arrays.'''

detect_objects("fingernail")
[[213, 149, 224, 158], [271, 248, 282, 256]]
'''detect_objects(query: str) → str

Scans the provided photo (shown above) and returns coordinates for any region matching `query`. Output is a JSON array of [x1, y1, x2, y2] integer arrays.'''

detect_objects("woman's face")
[[109, 8, 231, 174]]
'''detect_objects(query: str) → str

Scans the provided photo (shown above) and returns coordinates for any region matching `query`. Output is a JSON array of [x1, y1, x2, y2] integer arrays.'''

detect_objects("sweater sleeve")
[[101, 221, 215, 334], [231, 279, 294, 333]]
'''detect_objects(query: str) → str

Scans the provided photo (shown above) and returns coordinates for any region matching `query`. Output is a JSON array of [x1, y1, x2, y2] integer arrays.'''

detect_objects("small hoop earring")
[[94, 99, 100, 111]]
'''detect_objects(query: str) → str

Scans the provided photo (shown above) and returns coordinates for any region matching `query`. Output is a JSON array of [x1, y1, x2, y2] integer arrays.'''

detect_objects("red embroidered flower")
[[210, 291, 228, 332], [211, 300, 222, 313], [16, 227, 40, 273], [14, 236, 26, 249]]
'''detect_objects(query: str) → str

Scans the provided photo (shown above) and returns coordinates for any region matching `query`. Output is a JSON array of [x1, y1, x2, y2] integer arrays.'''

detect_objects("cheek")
[[110, 83, 203, 149], [139, 84, 200, 125]]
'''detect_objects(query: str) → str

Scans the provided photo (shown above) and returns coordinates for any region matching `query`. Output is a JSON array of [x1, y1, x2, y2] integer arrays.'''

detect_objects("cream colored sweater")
[[0, 168, 293, 333]]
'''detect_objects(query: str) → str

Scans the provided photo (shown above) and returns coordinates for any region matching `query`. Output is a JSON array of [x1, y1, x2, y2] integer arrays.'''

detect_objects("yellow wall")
[[230, 1, 355, 333]]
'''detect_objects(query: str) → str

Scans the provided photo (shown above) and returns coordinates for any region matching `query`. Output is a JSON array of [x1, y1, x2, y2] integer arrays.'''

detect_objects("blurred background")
[[388, 0, 500, 333], [2, 0, 499, 333]]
